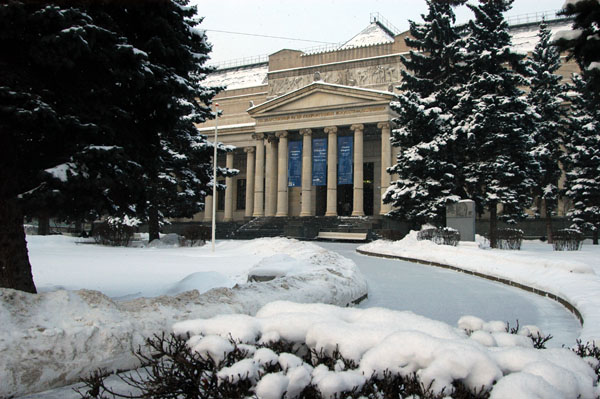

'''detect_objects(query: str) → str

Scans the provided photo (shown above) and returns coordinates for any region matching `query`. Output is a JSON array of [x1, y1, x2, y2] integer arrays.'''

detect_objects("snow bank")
[[359, 232, 600, 343], [174, 301, 599, 399], [0, 238, 367, 398]]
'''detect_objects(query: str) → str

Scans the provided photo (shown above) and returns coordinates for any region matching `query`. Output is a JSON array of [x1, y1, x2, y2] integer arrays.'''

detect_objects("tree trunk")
[[489, 203, 498, 249], [148, 205, 160, 242], [0, 197, 37, 293], [544, 199, 553, 244], [37, 214, 50, 236]]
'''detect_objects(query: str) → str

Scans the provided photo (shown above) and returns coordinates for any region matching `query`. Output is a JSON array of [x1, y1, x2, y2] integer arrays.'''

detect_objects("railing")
[[506, 9, 566, 26], [209, 54, 269, 70], [370, 12, 402, 36]]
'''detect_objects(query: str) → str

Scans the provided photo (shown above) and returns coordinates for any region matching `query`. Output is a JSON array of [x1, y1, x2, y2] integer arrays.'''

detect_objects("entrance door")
[[315, 185, 327, 216], [337, 185, 353, 216], [364, 162, 374, 216]]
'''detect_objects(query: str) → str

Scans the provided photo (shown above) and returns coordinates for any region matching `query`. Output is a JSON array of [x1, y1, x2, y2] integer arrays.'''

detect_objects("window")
[[217, 180, 225, 211], [237, 179, 246, 210]]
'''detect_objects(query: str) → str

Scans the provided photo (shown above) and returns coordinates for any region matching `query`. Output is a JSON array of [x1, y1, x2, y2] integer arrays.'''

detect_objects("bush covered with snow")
[[553, 228, 585, 251], [417, 227, 461, 246], [495, 228, 524, 250], [79, 302, 599, 399]]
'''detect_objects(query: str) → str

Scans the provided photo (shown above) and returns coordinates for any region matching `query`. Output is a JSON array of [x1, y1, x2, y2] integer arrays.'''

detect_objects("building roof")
[[204, 16, 575, 92], [339, 21, 395, 49]]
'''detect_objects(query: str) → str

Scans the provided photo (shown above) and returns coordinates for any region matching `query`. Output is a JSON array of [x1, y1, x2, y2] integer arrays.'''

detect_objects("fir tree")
[[84, 0, 232, 241], [554, 0, 600, 102], [384, 0, 467, 227], [453, 0, 540, 248], [0, 1, 149, 292], [527, 22, 567, 243], [563, 74, 600, 244]]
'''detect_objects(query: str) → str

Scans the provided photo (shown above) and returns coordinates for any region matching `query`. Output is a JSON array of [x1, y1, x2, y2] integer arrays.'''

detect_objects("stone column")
[[325, 126, 338, 217], [244, 147, 255, 218], [223, 152, 234, 222], [275, 131, 289, 217], [252, 133, 265, 217], [300, 128, 313, 217], [203, 195, 213, 222], [378, 121, 392, 215], [265, 135, 278, 217], [350, 124, 364, 216]]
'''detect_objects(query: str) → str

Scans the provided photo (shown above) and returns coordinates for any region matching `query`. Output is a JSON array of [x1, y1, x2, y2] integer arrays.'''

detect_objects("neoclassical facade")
[[190, 14, 577, 224]]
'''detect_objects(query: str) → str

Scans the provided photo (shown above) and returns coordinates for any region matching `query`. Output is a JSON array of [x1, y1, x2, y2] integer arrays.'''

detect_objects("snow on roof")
[[510, 20, 574, 53], [340, 22, 395, 49], [204, 62, 268, 91]]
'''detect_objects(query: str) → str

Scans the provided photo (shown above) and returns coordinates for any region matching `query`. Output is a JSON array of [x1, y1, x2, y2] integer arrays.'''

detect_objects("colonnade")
[[205, 121, 393, 221]]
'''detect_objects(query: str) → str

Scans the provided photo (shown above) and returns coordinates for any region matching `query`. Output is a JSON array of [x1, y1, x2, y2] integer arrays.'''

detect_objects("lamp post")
[[211, 103, 219, 252]]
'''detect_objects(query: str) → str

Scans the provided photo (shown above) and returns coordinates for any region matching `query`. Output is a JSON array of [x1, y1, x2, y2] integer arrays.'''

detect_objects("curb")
[[355, 248, 584, 326]]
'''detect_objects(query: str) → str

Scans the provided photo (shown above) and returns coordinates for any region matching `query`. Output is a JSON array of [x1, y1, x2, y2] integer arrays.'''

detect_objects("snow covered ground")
[[2, 235, 367, 398], [7, 233, 600, 398], [359, 232, 600, 344]]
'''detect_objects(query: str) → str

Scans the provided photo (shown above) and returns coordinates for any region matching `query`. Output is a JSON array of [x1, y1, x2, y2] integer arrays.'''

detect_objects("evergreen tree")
[[527, 22, 567, 243], [84, 0, 232, 241], [554, 0, 600, 102], [563, 74, 600, 244], [453, 0, 540, 248], [0, 1, 149, 293], [384, 0, 467, 227]]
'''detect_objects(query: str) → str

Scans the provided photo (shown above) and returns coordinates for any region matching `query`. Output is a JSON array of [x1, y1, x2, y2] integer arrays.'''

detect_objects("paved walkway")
[[315, 241, 581, 347]]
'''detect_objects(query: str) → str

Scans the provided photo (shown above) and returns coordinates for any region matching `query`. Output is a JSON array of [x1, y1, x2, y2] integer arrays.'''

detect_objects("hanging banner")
[[312, 138, 327, 186], [288, 141, 302, 187], [337, 135, 353, 185]]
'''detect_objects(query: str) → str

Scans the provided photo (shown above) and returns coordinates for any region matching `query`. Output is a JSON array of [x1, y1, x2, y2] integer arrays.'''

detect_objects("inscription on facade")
[[259, 106, 387, 123]]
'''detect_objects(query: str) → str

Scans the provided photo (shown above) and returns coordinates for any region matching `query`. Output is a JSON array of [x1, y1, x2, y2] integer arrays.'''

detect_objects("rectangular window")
[[217, 180, 225, 211], [237, 179, 246, 210]]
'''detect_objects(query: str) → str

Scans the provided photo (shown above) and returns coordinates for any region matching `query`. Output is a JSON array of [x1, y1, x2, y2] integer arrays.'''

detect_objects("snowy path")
[[315, 241, 581, 347]]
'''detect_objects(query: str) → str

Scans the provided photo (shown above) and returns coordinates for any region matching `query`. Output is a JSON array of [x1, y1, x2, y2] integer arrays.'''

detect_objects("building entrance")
[[364, 162, 374, 216], [337, 185, 353, 216], [315, 185, 327, 216]]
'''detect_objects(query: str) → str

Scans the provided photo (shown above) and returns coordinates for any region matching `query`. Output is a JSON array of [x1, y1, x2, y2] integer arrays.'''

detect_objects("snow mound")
[[174, 302, 599, 399], [0, 238, 367, 398]]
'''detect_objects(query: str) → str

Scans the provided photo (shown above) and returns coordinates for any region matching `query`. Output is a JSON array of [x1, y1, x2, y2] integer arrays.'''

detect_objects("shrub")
[[552, 228, 584, 251], [495, 228, 523, 250], [417, 227, 460, 246], [78, 333, 490, 399], [181, 225, 211, 246], [92, 219, 136, 247]]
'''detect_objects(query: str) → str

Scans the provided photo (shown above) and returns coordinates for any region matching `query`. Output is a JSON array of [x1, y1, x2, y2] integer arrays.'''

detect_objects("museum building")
[[187, 13, 577, 235]]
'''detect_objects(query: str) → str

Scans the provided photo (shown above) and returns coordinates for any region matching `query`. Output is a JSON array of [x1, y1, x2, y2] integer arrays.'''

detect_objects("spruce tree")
[[0, 1, 149, 292], [85, 0, 232, 241], [384, 0, 467, 226], [554, 0, 600, 102], [527, 22, 566, 243], [563, 74, 600, 244], [453, 0, 540, 248]]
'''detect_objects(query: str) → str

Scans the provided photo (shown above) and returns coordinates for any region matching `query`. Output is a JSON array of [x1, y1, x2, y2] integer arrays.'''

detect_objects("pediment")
[[248, 82, 394, 117]]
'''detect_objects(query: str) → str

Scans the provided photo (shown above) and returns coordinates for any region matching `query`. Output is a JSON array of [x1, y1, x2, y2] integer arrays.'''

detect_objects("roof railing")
[[505, 9, 568, 26], [370, 12, 401, 36]]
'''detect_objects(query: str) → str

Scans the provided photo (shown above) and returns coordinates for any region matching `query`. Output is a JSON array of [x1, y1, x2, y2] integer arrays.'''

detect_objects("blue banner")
[[337, 136, 353, 185], [312, 138, 327, 186], [288, 141, 302, 187]]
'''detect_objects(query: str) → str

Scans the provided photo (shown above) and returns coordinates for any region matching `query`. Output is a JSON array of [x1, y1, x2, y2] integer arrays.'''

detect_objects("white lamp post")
[[211, 103, 219, 252]]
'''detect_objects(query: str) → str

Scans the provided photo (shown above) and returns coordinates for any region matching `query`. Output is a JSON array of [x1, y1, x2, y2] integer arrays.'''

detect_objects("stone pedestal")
[[446, 200, 476, 241]]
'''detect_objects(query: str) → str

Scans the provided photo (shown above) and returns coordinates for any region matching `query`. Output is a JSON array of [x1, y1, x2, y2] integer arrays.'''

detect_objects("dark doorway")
[[364, 162, 374, 216], [337, 185, 353, 216], [315, 185, 327, 216]]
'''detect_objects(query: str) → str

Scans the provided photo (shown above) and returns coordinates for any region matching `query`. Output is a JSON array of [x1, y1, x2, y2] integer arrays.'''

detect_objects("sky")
[[193, 0, 567, 66]]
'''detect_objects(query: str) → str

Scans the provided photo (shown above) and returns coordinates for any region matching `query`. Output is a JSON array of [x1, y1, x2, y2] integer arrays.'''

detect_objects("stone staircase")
[[232, 216, 381, 241]]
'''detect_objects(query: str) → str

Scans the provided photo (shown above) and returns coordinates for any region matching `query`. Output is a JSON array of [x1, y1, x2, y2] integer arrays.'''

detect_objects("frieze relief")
[[268, 63, 401, 97]]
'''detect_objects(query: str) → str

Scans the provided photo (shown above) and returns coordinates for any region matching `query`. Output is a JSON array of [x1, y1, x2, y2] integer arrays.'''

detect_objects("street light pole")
[[211, 103, 219, 252]]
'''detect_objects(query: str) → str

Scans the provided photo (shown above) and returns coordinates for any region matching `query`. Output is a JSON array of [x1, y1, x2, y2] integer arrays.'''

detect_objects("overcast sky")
[[193, 0, 567, 66]]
